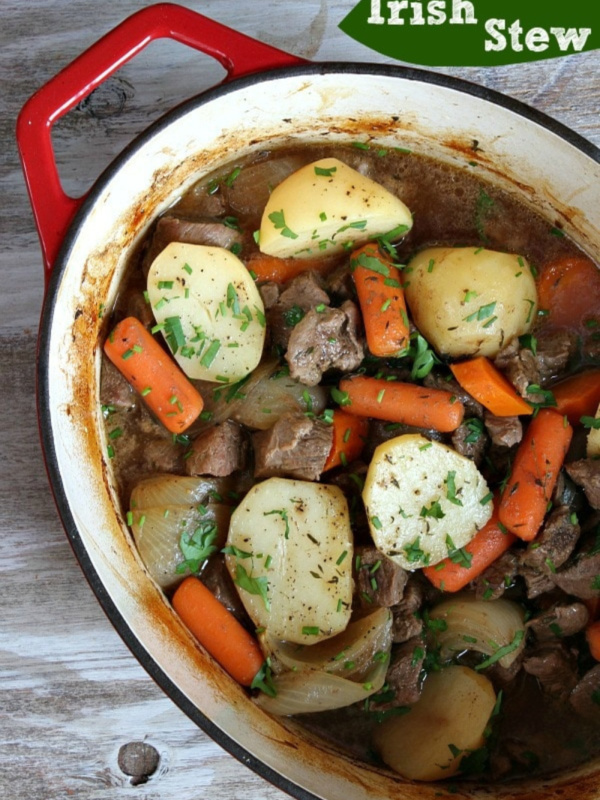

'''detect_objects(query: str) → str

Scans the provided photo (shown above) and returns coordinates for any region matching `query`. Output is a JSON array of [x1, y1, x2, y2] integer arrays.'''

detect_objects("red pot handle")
[[16, 2, 306, 282]]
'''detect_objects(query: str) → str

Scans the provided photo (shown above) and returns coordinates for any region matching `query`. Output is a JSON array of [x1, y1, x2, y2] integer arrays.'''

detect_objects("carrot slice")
[[537, 256, 600, 330], [172, 576, 264, 686], [424, 502, 516, 592], [351, 243, 409, 356], [338, 376, 464, 433], [246, 252, 337, 284], [450, 356, 533, 417], [498, 409, 573, 541], [323, 409, 369, 471], [104, 316, 204, 434], [551, 369, 600, 425], [586, 620, 600, 662]]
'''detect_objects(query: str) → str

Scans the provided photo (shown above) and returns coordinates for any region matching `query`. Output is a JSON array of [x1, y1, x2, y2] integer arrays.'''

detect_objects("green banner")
[[339, 0, 599, 66]]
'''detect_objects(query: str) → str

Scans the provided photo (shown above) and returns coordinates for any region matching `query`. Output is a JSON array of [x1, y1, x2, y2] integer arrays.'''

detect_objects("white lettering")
[[387, 0, 409, 24], [508, 18, 524, 51], [525, 27, 550, 52], [450, 0, 477, 25], [368, 0, 385, 24], [411, 1, 426, 25], [551, 27, 592, 52], [484, 18, 506, 51], [428, 0, 446, 24]]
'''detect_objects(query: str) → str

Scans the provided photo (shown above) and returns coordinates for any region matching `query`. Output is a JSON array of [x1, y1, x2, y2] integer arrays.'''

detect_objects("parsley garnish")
[[268, 210, 298, 240], [176, 521, 219, 574], [234, 563, 270, 610]]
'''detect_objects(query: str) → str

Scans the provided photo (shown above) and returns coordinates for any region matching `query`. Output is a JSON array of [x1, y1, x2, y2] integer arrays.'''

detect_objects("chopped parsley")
[[268, 209, 298, 240]]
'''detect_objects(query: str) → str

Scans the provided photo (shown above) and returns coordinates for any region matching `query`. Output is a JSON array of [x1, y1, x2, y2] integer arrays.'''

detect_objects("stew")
[[101, 141, 600, 783]]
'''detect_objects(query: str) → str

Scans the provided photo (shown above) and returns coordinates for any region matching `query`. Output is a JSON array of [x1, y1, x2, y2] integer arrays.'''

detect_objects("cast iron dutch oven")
[[17, 4, 600, 799]]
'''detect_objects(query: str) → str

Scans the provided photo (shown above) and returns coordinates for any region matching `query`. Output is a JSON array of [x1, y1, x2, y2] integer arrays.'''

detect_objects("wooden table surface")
[[1, 2, 599, 798]]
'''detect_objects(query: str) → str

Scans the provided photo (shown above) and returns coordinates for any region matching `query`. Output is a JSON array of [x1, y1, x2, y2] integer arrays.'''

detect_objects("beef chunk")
[[364, 419, 444, 462], [252, 412, 333, 480], [423, 372, 484, 418], [552, 549, 600, 600], [522, 642, 579, 700], [258, 281, 280, 310], [286, 300, 364, 386], [520, 505, 581, 572], [200, 555, 249, 624], [100, 356, 138, 411], [185, 421, 248, 477], [570, 664, 600, 722], [391, 577, 424, 643], [519, 564, 556, 599], [324, 262, 355, 301], [355, 546, 408, 608], [369, 636, 425, 710], [566, 459, 600, 511], [475, 550, 519, 601], [145, 215, 243, 267], [484, 411, 523, 449], [494, 329, 577, 402], [527, 602, 589, 642], [451, 420, 488, 465], [267, 272, 331, 350]]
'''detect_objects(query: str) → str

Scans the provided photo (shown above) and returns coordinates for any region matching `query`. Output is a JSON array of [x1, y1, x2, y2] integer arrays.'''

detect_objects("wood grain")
[[1, 1, 598, 798]]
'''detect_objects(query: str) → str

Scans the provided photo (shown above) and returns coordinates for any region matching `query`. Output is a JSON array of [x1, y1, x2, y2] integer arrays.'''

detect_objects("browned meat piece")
[[324, 262, 355, 301], [518, 564, 556, 599], [267, 272, 331, 350], [520, 506, 581, 572], [475, 549, 519, 601], [364, 419, 444, 462], [494, 329, 577, 402], [185, 421, 248, 477], [535, 328, 578, 383], [369, 636, 425, 710], [451, 420, 488, 466], [258, 281, 280, 310], [252, 412, 333, 480], [423, 372, 484, 418], [145, 215, 243, 267], [355, 546, 408, 608], [286, 300, 364, 386], [100, 356, 138, 411], [142, 438, 185, 474], [483, 411, 523, 448], [522, 642, 579, 700], [391, 577, 424, 643], [200, 555, 249, 624], [527, 602, 589, 642], [494, 337, 539, 398], [566, 459, 600, 511], [570, 664, 600, 722], [552, 549, 600, 600]]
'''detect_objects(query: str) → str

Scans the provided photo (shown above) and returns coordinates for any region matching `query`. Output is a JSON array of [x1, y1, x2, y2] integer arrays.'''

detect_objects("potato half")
[[259, 158, 412, 259], [147, 243, 265, 382], [225, 478, 353, 644], [373, 665, 497, 781], [362, 434, 492, 569], [404, 246, 538, 358]]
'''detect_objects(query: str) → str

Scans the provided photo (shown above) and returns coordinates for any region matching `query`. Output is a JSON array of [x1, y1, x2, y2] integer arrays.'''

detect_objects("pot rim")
[[37, 61, 600, 800]]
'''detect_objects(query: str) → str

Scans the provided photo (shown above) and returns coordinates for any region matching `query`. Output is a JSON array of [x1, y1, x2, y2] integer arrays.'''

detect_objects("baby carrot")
[[104, 316, 203, 434], [338, 376, 464, 433], [498, 409, 573, 541], [586, 620, 600, 662], [450, 357, 533, 417], [551, 369, 600, 425], [246, 252, 336, 284], [351, 243, 409, 356], [424, 503, 516, 592], [537, 256, 600, 330], [323, 409, 369, 471], [172, 576, 265, 686]]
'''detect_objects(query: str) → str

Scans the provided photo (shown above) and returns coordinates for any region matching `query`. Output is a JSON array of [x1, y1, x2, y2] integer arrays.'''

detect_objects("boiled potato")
[[404, 246, 538, 358], [225, 478, 353, 644], [259, 157, 412, 259], [587, 402, 600, 457], [147, 243, 265, 382], [373, 665, 496, 781], [362, 434, 492, 569]]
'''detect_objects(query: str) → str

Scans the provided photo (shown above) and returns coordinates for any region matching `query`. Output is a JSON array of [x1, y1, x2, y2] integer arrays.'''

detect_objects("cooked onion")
[[428, 594, 526, 669], [232, 368, 327, 430], [254, 658, 388, 716], [262, 607, 392, 681], [129, 474, 232, 590]]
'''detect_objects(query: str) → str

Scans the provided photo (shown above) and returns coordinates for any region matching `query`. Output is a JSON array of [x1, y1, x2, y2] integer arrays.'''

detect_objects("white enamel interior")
[[43, 68, 600, 800]]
